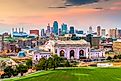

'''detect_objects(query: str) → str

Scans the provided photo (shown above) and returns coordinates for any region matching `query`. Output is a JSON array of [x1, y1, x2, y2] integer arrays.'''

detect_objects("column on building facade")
[[63, 48, 67, 58], [74, 48, 76, 59], [87, 47, 91, 58], [83, 48, 86, 57], [85, 47, 89, 58], [76, 47, 80, 59], [67, 47, 70, 59], [57, 48, 60, 57]]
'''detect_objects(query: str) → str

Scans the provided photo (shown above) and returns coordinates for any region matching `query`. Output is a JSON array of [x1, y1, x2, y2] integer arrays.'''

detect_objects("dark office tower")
[[61, 23, 67, 35], [41, 29, 45, 37], [46, 23, 51, 36], [51, 27, 54, 33], [59, 28, 62, 36], [47, 23, 50, 34], [53, 21, 58, 35], [69, 26, 75, 34], [86, 34, 93, 47], [97, 26, 101, 36]]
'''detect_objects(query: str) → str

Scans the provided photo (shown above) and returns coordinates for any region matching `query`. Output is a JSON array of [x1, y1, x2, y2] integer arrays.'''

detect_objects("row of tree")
[[35, 55, 71, 71], [1, 64, 28, 78], [107, 55, 121, 60], [1, 60, 31, 78], [1, 55, 71, 79]]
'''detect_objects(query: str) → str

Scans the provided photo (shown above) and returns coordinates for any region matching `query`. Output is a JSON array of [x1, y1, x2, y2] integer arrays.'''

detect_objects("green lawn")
[[4, 67, 121, 81]]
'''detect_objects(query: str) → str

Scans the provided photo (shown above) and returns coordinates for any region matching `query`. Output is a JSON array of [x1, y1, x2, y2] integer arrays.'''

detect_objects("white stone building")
[[55, 40, 91, 60], [42, 40, 90, 60], [32, 50, 51, 64], [39, 40, 106, 60], [90, 49, 105, 59]]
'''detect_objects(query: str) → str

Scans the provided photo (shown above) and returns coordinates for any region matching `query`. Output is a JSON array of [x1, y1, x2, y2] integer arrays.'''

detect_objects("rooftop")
[[56, 40, 89, 45], [114, 39, 121, 42], [13, 32, 28, 37]]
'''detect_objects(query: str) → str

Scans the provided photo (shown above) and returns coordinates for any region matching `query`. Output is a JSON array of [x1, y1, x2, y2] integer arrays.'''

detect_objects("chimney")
[[22, 28, 24, 32], [12, 28, 14, 32], [16, 28, 17, 32], [19, 28, 20, 33]]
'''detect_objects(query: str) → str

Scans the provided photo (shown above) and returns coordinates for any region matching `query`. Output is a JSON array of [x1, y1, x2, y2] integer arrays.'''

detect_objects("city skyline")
[[0, 21, 121, 35], [0, 0, 121, 33]]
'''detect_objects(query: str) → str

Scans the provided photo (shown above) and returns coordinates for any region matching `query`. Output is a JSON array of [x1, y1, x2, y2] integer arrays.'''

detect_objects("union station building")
[[55, 40, 90, 59], [43, 40, 91, 60]]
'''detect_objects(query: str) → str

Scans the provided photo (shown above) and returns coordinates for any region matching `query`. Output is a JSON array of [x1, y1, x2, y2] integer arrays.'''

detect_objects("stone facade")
[[32, 51, 51, 64], [54, 40, 90, 60]]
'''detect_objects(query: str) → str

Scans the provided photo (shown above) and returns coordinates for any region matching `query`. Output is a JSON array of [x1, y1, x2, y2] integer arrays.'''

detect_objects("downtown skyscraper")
[[69, 26, 75, 34], [41, 29, 45, 37], [61, 23, 67, 35], [53, 21, 58, 35], [97, 26, 101, 36]]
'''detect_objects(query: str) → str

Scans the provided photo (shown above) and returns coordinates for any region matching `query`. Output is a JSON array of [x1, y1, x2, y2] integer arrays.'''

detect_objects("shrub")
[[107, 56, 112, 60]]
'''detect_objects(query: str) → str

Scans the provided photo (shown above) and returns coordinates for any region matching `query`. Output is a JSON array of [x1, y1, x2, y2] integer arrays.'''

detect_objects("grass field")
[[4, 67, 121, 81]]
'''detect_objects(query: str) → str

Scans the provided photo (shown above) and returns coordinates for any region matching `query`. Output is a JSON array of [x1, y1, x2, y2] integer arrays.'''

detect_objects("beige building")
[[109, 28, 118, 38], [113, 39, 121, 53], [101, 29, 106, 36]]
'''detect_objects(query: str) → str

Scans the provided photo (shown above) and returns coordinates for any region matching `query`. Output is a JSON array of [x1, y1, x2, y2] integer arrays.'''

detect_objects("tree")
[[4, 66, 14, 78], [36, 58, 47, 70], [3, 66, 19, 78], [45, 59, 48, 71], [17, 64, 28, 76], [118, 55, 121, 59], [35, 55, 66, 71], [64, 60, 70, 67], [0, 61, 6, 71], [12, 69, 19, 76], [113, 55, 118, 59], [107, 56, 112, 60], [52, 54, 61, 70], [26, 59, 32, 69], [47, 57, 54, 69]]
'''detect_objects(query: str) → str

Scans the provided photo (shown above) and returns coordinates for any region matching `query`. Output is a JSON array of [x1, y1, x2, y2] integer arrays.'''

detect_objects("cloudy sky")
[[0, 0, 121, 33]]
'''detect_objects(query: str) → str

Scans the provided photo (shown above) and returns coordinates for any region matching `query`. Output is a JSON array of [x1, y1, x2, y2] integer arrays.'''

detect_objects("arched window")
[[36, 55, 38, 61], [79, 50, 85, 59], [70, 50, 74, 59], [55, 49, 57, 53], [60, 50, 65, 57]]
